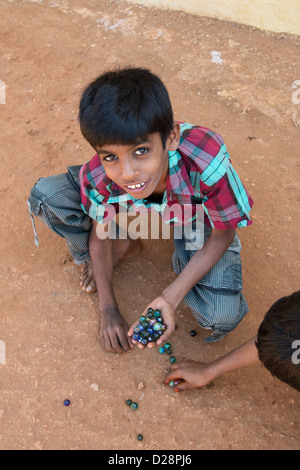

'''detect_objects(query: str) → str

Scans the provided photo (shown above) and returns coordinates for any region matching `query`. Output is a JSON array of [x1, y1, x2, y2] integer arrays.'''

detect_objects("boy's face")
[[96, 124, 180, 199]]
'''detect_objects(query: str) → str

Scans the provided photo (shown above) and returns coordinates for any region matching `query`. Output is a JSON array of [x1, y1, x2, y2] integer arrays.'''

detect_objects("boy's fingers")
[[117, 330, 133, 351], [109, 332, 124, 354], [101, 331, 117, 353], [156, 328, 173, 345], [174, 381, 190, 392], [101, 328, 131, 354], [164, 366, 181, 384], [156, 334, 168, 346]]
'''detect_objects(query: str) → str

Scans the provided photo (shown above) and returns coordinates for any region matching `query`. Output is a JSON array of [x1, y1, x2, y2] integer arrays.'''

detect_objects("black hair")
[[256, 291, 300, 391], [79, 67, 174, 150]]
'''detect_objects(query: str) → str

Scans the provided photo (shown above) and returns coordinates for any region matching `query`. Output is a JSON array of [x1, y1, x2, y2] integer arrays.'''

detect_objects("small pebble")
[[125, 399, 132, 406], [137, 434, 143, 441], [137, 382, 145, 391], [170, 356, 176, 363], [63, 399, 70, 407], [131, 402, 138, 410], [190, 330, 197, 337]]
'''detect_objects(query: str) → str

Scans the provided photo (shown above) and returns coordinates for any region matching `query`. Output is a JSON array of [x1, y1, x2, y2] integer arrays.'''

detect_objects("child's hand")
[[100, 308, 134, 354], [164, 360, 215, 391], [128, 296, 176, 349]]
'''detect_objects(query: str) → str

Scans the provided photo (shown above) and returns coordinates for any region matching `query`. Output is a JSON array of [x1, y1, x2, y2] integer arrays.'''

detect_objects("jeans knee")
[[28, 172, 73, 216], [28, 179, 45, 217]]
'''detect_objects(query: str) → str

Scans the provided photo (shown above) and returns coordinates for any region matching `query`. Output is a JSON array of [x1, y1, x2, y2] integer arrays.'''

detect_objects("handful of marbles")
[[131, 308, 166, 345]]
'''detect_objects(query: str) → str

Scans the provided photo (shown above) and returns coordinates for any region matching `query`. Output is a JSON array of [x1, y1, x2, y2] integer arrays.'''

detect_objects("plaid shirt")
[[79, 122, 253, 229]]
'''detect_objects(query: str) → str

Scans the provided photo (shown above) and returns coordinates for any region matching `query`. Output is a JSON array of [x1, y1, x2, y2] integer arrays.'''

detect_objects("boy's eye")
[[103, 155, 117, 162], [135, 147, 149, 156]]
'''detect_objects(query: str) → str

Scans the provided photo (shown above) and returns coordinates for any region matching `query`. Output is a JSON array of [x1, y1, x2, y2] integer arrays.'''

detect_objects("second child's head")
[[79, 67, 180, 199], [256, 291, 300, 392]]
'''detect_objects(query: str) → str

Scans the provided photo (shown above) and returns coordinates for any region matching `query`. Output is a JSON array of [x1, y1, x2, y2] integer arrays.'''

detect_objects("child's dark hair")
[[256, 291, 300, 391], [79, 67, 174, 150]]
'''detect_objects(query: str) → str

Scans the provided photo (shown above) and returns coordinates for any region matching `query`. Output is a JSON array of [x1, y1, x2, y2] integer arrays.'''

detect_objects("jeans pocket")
[[199, 250, 243, 291], [222, 253, 243, 292]]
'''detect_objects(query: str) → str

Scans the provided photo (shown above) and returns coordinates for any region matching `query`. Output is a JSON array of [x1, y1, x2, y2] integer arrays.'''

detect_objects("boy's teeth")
[[127, 182, 145, 189]]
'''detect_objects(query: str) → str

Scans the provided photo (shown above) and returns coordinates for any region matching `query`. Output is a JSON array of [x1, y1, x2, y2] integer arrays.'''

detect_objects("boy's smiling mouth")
[[124, 180, 149, 194], [126, 182, 146, 190]]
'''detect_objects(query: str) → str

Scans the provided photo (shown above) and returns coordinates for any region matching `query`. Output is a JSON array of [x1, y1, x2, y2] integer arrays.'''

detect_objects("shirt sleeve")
[[200, 164, 253, 229]]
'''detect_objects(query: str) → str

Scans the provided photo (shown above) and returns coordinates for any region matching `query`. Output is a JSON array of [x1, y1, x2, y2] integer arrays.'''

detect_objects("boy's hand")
[[128, 296, 176, 349], [100, 308, 134, 354], [164, 360, 215, 391]]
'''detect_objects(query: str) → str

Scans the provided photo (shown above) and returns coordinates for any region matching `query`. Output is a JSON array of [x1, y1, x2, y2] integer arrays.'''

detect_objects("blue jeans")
[[28, 165, 92, 265], [173, 226, 248, 340]]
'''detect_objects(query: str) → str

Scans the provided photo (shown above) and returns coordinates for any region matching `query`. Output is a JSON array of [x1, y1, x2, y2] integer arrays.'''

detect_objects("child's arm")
[[89, 220, 133, 353], [129, 228, 236, 346], [163, 228, 236, 313], [164, 337, 259, 391]]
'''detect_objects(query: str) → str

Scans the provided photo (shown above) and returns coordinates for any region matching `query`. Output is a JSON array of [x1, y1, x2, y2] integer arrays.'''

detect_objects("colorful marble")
[[134, 325, 143, 333], [132, 333, 140, 342]]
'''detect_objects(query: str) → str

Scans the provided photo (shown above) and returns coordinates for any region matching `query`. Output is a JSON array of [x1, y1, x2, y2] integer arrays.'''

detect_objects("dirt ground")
[[0, 0, 299, 451]]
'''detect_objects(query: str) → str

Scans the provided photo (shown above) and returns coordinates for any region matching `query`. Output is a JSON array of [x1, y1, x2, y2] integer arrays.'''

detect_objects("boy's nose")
[[121, 160, 139, 182]]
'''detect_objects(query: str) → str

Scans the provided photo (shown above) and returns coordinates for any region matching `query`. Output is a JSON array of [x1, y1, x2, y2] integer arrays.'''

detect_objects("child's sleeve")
[[201, 168, 253, 229], [180, 124, 253, 230], [198, 144, 253, 230]]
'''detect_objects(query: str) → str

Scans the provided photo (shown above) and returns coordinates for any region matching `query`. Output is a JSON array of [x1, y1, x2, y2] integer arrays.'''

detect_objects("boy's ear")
[[167, 122, 181, 151]]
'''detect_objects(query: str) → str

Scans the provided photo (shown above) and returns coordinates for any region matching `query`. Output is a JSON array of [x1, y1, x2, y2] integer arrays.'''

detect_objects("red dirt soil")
[[0, 0, 299, 450]]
